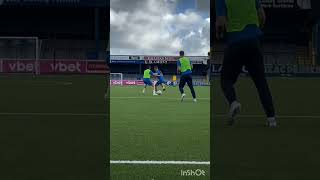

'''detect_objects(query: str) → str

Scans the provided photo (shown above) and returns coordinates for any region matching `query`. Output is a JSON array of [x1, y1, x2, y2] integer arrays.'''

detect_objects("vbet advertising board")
[[110, 80, 208, 86], [0, 59, 108, 74]]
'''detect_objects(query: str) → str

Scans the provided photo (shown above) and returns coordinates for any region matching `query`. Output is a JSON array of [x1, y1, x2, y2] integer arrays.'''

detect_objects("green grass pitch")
[[212, 76, 320, 180], [3, 75, 319, 179], [0, 75, 107, 180], [110, 85, 210, 180]]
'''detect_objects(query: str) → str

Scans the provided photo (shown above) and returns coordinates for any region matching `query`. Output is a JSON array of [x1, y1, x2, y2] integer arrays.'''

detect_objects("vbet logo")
[[4, 60, 84, 73], [111, 80, 122, 85], [50, 62, 82, 72], [180, 169, 206, 177], [8, 61, 35, 72]]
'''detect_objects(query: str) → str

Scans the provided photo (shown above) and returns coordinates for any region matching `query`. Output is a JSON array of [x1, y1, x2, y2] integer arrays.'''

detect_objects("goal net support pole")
[[0, 36, 40, 75], [110, 73, 123, 85]]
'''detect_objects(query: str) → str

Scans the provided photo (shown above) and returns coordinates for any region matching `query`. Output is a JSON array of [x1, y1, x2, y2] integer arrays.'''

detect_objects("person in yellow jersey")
[[177, 51, 197, 102], [216, 0, 276, 127], [142, 65, 159, 96]]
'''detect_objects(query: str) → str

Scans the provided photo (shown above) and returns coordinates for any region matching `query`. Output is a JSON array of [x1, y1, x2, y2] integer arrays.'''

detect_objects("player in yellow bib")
[[177, 51, 197, 102], [142, 65, 159, 96], [216, 0, 276, 127]]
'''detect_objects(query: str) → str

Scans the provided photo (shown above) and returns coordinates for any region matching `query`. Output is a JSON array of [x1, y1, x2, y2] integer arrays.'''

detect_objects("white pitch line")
[[111, 97, 210, 100], [110, 160, 210, 165], [0, 112, 106, 116]]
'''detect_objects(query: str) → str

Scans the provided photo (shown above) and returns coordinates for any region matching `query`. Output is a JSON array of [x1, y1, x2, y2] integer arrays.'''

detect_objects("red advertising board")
[[40, 60, 87, 74], [144, 56, 176, 64], [0, 59, 107, 74], [110, 80, 145, 86], [144, 56, 177, 61], [87, 61, 109, 74], [0, 60, 2, 72], [2, 60, 37, 73], [110, 80, 123, 85]]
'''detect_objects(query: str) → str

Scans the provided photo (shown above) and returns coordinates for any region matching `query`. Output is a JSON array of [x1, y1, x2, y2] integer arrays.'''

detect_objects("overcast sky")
[[110, 0, 210, 56]]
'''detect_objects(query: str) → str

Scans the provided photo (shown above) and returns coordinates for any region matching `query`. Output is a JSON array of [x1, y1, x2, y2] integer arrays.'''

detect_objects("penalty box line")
[[110, 160, 210, 165]]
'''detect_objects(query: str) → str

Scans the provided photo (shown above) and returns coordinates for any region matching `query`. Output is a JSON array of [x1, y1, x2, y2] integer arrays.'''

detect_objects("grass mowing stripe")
[[110, 160, 210, 165], [111, 86, 210, 179], [2, 112, 319, 119]]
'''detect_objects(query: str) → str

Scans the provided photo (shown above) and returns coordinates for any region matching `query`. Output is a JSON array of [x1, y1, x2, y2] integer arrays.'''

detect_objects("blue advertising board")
[[211, 64, 320, 77], [110, 60, 145, 64]]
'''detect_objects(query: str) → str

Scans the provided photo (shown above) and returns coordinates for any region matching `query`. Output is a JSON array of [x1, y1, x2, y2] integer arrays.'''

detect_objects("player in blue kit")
[[153, 66, 166, 93]]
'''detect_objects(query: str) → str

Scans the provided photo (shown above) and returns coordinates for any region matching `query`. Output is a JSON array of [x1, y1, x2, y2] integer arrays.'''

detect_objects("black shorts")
[[179, 74, 193, 86], [221, 38, 265, 81]]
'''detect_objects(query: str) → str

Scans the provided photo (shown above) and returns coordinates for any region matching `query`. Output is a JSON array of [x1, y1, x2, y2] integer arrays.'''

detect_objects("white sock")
[[230, 101, 240, 107], [267, 117, 276, 123]]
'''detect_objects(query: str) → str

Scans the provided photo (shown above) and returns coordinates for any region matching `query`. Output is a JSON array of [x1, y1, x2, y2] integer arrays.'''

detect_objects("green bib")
[[225, 0, 259, 32], [179, 57, 192, 73], [143, 69, 151, 78]]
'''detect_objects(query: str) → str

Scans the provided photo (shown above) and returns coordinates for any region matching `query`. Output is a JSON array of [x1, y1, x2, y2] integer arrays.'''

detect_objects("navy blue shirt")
[[216, 0, 263, 44], [155, 69, 165, 81]]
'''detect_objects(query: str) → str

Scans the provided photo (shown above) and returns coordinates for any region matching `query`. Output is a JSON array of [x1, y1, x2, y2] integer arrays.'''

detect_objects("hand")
[[216, 16, 227, 39]]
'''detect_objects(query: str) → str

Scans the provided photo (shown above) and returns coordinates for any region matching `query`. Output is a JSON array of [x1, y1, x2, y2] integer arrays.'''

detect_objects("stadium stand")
[[212, 0, 320, 76], [109, 55, 210, 84], [0, 1, 107, 61]]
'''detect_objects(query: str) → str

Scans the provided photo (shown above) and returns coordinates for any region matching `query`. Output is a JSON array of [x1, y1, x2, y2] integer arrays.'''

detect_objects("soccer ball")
[[156, 90, 162, 95]]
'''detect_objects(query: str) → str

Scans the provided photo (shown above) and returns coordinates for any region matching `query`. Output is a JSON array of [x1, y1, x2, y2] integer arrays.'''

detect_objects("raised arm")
[[177, 60, 181, 74]]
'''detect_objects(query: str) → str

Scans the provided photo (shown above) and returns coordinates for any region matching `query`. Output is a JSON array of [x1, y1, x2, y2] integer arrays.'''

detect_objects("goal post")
[[0, 36, 40, 75], [110, 73, 123, 85]]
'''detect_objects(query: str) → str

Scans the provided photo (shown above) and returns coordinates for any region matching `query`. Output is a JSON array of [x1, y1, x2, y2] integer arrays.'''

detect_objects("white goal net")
[[110, 73, 123, 85], [0, 37, 40, 75]]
